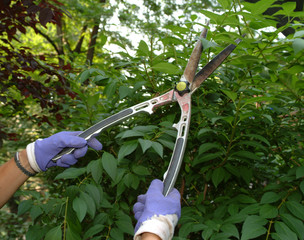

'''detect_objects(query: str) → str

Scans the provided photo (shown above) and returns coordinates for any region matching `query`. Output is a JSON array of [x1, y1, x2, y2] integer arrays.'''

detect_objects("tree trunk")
[[86, 23, 100, 65], [56, 18, 65, 67], [86, 0, 106, 65]]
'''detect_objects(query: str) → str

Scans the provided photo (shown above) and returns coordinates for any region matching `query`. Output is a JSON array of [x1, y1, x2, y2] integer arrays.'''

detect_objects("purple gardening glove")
[[27, 131, 102, 172], [133, 179, 181, 233]]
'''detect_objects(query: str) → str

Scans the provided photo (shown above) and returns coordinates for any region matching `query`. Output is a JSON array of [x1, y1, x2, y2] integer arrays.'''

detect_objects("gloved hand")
[[26, 131, 102, 172], [133, 179, 181, 238]]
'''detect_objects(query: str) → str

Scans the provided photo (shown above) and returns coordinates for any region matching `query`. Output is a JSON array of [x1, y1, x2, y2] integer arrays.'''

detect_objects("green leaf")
[[178, 222, 195, 237], [241, 215, 267, 240], [292, 38, 304, 55], [118, 129, 144, 139], [280, 2, 296, 15], [55, 167, 86, 180], [300, 180, 304, 195], [132, 165, 150, 176], [272, 221, 297, 240], [110, 228, 124, 240], [243, 134, 270, 146], [83, 224, 104, 239], [260, 192, 281, 204], [152, 62, 181, 74], [202, 228, 213, 240], [138, 138, 153, 153], [201, 38, 218, 50], [79, 70, 90, 83], [118, 141, 138, 160], [197, 128, 216, 137], [73, 197, 87, 222], [85, 184, 102, 207], [30, 205, 43, 221], [104, 80, 117, 98], [18, 199, 32, 215], [285, 201, 304, 220], [220, 223, 239, 239], [199, 143, 222, 155], [296, 166, 304, 178], [259, 204, 278, 218], [101, 152, 117, 181], [193, 152, 223, 166], [243, 0, 276, 15], [45, 225, 62, 240], [200, 10, 225, 24], [87, 93, 99, 107], [294, 30, 304, 38], [152, 141, 163, 157], [222, 89, 237, 102], [137, 40, 149, 56], [80, 191, 96, 219], [26, 225, 48, 240], [119, 86, 133, 99], [236, 194, 257, 204], [212, 167, 226, 188], [87, 159, 103, 183], [232, 150, 260, 161], [66, 226, 81, 240], [281, 213, 304, 240], [237, 140, 268, 152], [217, 0, 231, 9], [116, 212, 134, 235], [287, 65, 304, 74], [157, 138, 175, 150]]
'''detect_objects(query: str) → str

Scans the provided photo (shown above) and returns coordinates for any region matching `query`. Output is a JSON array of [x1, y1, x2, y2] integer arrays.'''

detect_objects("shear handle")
[[52, 90, 175, 162], [163, 92, 191, 196]]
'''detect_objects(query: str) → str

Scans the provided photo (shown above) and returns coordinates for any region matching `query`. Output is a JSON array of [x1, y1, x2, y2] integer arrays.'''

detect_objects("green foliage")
[[1, 0, 304, 239]]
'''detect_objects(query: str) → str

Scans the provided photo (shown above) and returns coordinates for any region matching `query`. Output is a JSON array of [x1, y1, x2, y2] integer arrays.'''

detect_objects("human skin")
[[141, 232, 161, 240], [0, 149, 34, 208]]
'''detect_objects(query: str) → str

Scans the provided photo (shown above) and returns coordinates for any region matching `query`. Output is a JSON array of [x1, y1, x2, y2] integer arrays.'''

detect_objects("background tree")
[[0, 0, 303, 239]]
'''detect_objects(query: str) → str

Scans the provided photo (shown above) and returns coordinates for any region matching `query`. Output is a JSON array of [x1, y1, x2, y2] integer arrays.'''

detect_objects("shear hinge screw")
[[175, 80, 190, 96]]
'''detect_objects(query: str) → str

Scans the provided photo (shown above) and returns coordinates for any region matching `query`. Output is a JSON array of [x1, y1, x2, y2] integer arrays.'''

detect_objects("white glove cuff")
[[26, 141, 42, 173], [134, 214, 178, 240]]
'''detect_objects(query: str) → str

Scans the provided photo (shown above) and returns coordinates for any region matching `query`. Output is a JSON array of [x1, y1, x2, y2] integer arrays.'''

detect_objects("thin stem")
[[266, 187, 297, 240], [215, 94, 243, 169], [63, 197, 69, 240]]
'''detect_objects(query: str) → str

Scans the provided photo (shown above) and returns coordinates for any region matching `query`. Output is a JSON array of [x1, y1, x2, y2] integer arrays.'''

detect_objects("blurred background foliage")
[[0, 0, 303, 239]]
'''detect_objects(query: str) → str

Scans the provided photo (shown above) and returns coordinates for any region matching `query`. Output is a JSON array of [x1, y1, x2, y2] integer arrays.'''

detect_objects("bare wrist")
[[141, 232, 161, 240], [19, 149, 36, 174]]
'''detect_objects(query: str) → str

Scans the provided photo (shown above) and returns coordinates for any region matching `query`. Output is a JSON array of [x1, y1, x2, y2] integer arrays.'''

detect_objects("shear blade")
[[183, 24, 209, 83], [190, 37, 242, 92]]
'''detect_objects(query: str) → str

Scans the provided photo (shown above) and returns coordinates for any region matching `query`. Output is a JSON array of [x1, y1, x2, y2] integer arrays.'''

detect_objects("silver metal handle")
[[52, 90, 174, 162], [163, 92, 191, 196]]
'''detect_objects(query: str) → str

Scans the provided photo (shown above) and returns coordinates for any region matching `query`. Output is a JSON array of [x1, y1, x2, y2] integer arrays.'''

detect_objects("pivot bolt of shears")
[[175, 80, 190, 96]]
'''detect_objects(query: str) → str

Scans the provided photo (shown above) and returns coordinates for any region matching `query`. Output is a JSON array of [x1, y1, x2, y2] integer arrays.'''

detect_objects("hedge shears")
[[52, 25, 242, 196]]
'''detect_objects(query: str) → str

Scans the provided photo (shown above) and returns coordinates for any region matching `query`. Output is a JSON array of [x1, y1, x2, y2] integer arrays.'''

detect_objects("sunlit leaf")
[[292, 38, 304, 55], [151, 62, 181, 74]]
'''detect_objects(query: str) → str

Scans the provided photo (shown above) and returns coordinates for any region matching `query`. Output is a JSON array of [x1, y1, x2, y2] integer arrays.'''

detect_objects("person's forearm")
[[0, 149, 35, 208], [141, 233, 161, 240]]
